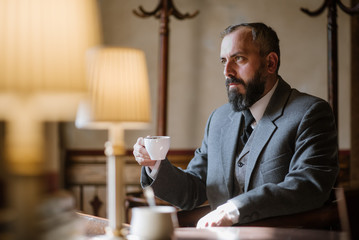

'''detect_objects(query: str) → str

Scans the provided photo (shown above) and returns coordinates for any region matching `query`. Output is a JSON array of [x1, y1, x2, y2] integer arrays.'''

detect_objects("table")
[[174, 227, 350, 240]]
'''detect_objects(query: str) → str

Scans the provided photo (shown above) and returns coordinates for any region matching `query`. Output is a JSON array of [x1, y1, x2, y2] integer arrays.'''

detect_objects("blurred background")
[[0, 0, 357, 238], [64, 0, 351, 150]]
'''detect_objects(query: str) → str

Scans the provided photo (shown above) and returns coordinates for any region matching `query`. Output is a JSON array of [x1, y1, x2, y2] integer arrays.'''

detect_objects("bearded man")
[[133, 22, 338, 227]]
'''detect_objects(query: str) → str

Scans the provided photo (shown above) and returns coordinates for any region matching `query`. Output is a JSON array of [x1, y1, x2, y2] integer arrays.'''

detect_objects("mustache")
[[225, 77, 246, 87]]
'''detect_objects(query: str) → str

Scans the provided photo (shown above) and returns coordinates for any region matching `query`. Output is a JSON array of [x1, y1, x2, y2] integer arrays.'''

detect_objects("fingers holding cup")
[[133, 137, 154, 166]]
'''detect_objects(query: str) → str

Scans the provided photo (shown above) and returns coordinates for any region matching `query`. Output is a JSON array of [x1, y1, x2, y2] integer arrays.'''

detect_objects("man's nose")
[[224, 61, 235, 79]]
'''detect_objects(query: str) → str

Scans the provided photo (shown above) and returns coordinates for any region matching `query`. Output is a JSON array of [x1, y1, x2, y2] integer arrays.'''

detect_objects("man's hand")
[[133, 137, 156, 167], [196, 208, 234, 228]]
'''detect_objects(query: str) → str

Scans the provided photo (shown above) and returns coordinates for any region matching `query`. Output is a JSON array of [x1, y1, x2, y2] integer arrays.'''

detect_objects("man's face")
[[220, 27, 268, 111], [226, 67, 266, 112]]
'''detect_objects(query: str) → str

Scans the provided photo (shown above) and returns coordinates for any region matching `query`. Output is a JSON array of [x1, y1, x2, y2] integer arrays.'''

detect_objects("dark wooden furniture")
[[177, 198, 340, 230], [78, 201, 341, 237], [174, 227, 349, 240], [336, 185, 359, 240], [77, 212, 349, 240], [64, 149, 194, 219]]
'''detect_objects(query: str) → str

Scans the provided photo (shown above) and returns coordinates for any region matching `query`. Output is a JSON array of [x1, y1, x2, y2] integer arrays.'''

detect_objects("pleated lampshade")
[[0, 0, 102, 174], [0, 0, 101, 93], [76, 47, 151, 129]]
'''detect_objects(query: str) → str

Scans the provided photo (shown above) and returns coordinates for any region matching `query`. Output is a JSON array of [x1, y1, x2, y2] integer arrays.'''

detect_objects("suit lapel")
[[220, 111, 242, 197], [244, 119, 276, 191], [244, 77, 292, 191]]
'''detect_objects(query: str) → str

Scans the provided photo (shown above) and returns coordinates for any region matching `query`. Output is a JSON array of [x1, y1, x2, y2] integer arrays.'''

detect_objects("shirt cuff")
[[145, 160, 161, 179], [216, 201, 240, 224]]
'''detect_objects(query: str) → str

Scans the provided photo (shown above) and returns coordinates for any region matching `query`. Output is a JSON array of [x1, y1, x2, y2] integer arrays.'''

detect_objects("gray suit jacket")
[[141, 77, 338, 224]]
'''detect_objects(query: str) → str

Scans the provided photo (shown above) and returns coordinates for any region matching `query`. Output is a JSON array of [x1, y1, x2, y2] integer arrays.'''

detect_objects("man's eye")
[[220, 59, 226, 65], [235, 56, 243, 62]]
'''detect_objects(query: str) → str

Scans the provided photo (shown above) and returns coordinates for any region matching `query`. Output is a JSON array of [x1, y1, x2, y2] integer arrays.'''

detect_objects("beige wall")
[[63, 0, 351, 150]]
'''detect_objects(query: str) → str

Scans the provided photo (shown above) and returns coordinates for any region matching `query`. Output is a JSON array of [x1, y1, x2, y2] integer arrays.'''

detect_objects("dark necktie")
[[241, 109, 254, 144]]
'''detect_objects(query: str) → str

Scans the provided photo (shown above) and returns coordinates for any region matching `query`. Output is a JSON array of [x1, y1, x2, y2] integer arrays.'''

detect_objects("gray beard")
[[226, 72, 265, 112]]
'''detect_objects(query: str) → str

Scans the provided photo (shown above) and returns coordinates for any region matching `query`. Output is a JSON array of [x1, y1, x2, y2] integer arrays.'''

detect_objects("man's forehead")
[[235, 26, 253, 39], [220, 27, 259, 55]]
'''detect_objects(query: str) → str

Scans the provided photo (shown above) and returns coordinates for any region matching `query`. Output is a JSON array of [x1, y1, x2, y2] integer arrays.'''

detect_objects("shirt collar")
[[249, 79, 279, 124]]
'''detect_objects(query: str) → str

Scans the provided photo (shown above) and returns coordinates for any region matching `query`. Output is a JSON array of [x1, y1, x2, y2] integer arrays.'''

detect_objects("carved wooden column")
[[351, 0, 359, 183], [301, 0, 359, 126], [134, 1, 198, 136], [301, 0, 359, 185]]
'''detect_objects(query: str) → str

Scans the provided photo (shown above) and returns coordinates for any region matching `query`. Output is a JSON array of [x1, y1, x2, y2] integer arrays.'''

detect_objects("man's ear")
[[266, 52, 278, 74]]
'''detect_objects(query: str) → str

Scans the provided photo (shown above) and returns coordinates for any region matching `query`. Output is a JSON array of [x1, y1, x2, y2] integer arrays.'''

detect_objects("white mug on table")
[[130, 206, 178, 239]]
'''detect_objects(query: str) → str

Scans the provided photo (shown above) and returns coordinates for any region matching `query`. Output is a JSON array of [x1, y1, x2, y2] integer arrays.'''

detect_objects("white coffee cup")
[[130, 206, 178, 240], [144, 136, 170, 160]]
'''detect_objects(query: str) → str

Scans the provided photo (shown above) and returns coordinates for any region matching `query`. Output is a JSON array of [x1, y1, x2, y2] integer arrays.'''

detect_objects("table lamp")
[[0, 0, 101, 174], [0, 0, 101, 238], [75, 46, 151, 239]]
